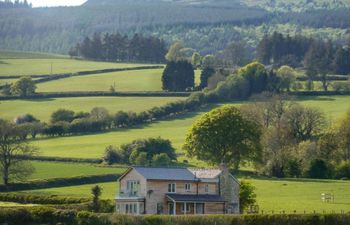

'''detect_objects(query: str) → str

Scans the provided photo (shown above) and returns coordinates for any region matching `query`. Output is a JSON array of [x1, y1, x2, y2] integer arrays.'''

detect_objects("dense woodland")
[[0, 0, 31, 9], [257, 32, 350, 76], [1, 0, 350, 54], [70, 33, 167, 63]]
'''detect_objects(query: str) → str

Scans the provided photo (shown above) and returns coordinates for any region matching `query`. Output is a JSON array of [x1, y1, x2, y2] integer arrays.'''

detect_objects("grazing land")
[[0, 58, 154, 77], [22, 182, 119, 200], [37, 69, 201, 92], [37, 69, 164, 92], [29, 161, 126, 181], [250, 178, 350, 213], [22, 178, 350, 212], [31, 96, 350, 160], [0, 96, 186, 122]]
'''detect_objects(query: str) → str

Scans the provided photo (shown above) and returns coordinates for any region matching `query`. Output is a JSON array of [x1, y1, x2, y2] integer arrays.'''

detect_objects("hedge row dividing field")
[[0, 96, 186, 122]]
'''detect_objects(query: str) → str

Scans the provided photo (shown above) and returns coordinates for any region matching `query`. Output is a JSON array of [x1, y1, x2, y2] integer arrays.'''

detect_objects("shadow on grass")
[[22, 98, 56, 102], [0, 60, 8, 65], [297, 96, 336, 102]]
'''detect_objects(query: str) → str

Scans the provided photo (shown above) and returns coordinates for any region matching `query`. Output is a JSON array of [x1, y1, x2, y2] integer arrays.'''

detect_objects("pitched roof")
[[133, 167, 197, 181], [189, 168, 222, 179], [166, 194, 226, 202]]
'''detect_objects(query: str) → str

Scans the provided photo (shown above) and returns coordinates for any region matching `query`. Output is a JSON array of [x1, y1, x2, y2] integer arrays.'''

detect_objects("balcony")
[[116, 190, 145, 201]]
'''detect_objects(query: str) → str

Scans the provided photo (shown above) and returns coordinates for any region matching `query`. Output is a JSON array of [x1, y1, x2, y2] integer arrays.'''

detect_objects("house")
[[115, 165, 240, 215]]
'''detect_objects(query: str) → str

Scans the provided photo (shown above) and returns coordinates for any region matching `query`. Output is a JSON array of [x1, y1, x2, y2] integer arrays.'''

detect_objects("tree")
[[165, 42, 187, 62], [202, 55, 215, 69], [152, 153, 172, 166], [276, 65, 296, 91], [10, 76, 36, 97], [200, 67, 215, 89], [51, 109, 75, 123], [239, 180, 257, 213], [191, 52, 201, 68], [333, 46, 350, 75], [238, 62, 268, 95], [183, 105, 262, 171], [0, 119, 37, 186], [14, 114, 39, 124], [90, 185, 102, 212], [283, 105, 326, 142], [338, 110, 350, 161], [103, 146, 123, 165], [162, 60, 194, 91]]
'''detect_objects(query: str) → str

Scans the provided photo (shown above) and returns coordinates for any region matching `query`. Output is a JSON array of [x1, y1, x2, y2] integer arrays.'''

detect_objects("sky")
[[28, 0, 87, 7]]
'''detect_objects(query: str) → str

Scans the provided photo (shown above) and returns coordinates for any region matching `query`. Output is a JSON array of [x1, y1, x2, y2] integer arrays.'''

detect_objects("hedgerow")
[[2, 209, 350, 225]]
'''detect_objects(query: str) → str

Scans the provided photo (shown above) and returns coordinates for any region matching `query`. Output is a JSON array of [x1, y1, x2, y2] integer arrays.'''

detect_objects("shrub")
[[306, 159, 333, 179], [152, 153, 172, 166], [103, 146, 124, 165], [334, 161, 350, 179]]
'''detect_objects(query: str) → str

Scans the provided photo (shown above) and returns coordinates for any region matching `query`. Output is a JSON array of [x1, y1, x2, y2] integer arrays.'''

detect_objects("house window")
[[181, 203, 191, 213], [127, 180, 140, 196], [168, 183, 176, 193], [205, 184, 209, 193], [185, 183, 191, 191], [126, 204, 129, 213]]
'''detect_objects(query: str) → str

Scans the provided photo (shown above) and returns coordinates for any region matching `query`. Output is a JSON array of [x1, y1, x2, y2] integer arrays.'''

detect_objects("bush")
[[306, 159, 333, 179], [103, 146, 124, 165], [334, 161, 350, 179]]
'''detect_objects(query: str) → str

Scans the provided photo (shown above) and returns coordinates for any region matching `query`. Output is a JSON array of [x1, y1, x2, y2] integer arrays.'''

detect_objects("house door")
[[196, 203, 204, 214], [168, 203, 175, 215]]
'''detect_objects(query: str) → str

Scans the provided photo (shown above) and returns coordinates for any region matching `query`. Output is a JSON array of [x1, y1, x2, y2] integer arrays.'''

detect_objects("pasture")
[[0, 58, 154, 77], [37, 69, 202, 92], [23, 182, 118, 200], [21, 177, 350, 212], [29, 161, 126, 181], [0, 96, 186, 122], [31, 96, 350, 160]]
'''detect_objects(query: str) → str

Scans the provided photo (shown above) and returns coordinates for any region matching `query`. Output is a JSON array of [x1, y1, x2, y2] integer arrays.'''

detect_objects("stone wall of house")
[[219, 164, 240, 214]]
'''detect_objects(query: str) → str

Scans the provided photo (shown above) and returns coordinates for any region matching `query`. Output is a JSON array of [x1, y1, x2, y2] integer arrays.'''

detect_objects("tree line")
[[0, 0, 31, 9], [257, 32, 350, 76], [69, 33, 167, 63]]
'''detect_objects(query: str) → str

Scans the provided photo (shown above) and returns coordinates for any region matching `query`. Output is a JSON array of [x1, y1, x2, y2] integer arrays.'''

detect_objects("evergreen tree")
[[162, 61, 194, 91], [200, 67, 215, 89]]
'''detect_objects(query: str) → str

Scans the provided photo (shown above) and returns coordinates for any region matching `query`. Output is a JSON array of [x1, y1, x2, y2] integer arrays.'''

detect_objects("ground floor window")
[[117, 202, 144, 214], [181, 203, 191, 213]]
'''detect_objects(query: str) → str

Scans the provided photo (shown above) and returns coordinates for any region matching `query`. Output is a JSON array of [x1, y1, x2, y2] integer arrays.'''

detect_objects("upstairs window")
[[185, 183, 192, 191], [168, 183, 176, 193], [127, 180, 140, 196]]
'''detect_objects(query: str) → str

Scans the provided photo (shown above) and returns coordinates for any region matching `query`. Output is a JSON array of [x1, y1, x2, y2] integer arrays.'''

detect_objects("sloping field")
[[30, 96, 350, 160], [36, 69, 201, 92], [0, 96, 185, 122], [0, 58, 154, 77]]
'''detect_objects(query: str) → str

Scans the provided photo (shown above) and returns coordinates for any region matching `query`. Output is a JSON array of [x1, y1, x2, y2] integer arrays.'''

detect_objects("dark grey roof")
[[133, 167, 197, 181], [166, 194, 226, 202]]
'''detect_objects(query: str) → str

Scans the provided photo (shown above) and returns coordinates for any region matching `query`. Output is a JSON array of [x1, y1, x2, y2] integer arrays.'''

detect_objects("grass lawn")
[[37, 69, 164, 92], [31, 96, 350, 160], [37, 69, 201, 93], [23, 182, 118, 200], [250, 178, 350, 213], [0, 58, 155, 77], [0, 50, 65, 59], [29, 161, 127, 181], [0, 96, 185, 122], [0, 78, 17, 85]]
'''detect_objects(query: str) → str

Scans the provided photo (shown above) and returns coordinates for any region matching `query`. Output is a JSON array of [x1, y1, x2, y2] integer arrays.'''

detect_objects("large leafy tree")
[[183, 105, 262, 170], [0, 119, 37, 186], [162, 60, 194, 91], [10, 76, 36, 97], [238, 62, 268, 95]]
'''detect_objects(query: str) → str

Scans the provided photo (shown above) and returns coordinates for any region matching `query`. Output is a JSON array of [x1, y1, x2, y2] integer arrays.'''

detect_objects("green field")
[[31, 96, 350, 160], [251, 178, 350, 213], [0, 58, 154, 77], [23, 182, 118, 200], [0, 50, 65, 59], [37, 69, 164, 92], [22, 177, 350, 212], [30, 161, 127, 181], [37, 69, 201, 93], [0, 96, 185, 122]]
